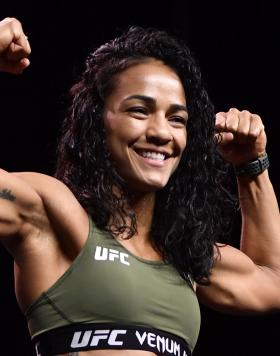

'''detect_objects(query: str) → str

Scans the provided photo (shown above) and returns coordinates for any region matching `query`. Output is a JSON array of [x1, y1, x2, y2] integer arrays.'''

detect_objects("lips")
[[138, 151, 165, 161], [132, 149, 172, 168], [133, 147, 172, 161]]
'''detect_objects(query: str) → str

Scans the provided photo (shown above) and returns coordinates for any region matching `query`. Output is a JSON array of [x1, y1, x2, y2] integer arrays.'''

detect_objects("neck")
[[109, 186, 156, 242], [129, 191, 155, 240], [113, 190, 162, 260]]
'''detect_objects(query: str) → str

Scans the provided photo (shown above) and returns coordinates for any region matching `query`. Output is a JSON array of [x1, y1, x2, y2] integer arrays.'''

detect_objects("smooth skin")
[[1, 18, 280, 356]]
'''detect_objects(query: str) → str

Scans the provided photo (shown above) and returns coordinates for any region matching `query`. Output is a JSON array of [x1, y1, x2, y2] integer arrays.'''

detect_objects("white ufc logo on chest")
[[94, 246, 130, 266]]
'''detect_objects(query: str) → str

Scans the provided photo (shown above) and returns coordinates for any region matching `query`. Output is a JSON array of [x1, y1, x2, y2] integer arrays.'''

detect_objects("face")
[[103, 59, 188, 193]]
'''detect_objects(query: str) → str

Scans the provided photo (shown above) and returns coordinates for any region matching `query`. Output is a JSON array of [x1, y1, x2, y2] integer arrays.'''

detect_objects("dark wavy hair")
[[55, 26, 236, 285]]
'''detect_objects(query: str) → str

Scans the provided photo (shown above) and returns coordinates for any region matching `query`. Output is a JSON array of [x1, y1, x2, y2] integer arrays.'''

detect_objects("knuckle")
[[225, 122, 238, 131], [229, 108, 239, 114], [238, 130, 249, 137], [241, 109, 251, 115], [252, 113, 262, 123], [10, 17, 20, 26]]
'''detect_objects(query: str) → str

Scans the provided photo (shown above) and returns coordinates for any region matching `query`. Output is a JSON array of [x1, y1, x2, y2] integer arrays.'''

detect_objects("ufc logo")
[[70, 329, 127, 348], [94, 246, 130, 266]]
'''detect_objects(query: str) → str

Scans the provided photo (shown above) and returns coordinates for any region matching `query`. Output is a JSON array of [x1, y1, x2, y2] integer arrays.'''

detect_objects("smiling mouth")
[[134, 149, 171, 161]]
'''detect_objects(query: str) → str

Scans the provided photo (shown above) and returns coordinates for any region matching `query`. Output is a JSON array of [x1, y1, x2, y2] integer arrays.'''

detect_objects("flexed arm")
[[197, 108, 280, 313], [215, 108, 280, 271], [0, 17, 31, 74], [0, 17, 45, 251]]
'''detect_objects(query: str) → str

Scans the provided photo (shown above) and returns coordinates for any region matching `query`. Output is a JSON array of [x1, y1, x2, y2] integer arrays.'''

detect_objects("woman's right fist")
[[0, 17, 31, 74]]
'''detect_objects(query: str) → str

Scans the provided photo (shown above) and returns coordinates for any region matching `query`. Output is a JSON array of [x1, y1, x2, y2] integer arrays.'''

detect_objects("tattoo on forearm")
[[0, 189, 16, 201]]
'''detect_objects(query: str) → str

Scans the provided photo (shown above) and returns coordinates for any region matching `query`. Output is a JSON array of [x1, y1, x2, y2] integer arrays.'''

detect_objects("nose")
[[146, 113, 173, 145]]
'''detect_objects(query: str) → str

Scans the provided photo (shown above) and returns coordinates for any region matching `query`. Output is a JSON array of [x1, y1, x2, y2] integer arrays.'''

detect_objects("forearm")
[[238, 169, 280, 269]]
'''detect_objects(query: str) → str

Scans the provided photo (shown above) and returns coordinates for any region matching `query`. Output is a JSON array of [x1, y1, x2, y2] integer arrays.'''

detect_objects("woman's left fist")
[[215, 108, 267, 166]]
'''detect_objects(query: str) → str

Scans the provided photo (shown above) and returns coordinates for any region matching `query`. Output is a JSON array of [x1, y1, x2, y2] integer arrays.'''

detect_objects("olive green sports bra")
[[26, 217, 201, 355]]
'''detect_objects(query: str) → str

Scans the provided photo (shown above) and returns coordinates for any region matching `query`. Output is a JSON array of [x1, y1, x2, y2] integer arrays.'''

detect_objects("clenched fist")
[[215, 108, 267, 166], [0, 17, 31, 74]]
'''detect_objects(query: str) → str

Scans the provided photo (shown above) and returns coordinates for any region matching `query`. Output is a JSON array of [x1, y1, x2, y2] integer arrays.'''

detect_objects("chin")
[[129, 177, 169, 193]]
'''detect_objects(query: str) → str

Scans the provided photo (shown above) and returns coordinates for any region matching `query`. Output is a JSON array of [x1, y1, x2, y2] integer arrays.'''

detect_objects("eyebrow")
[[123, 95, 188, 114]]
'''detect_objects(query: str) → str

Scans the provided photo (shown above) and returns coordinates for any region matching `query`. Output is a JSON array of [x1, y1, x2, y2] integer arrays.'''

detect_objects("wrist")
[[234, 152, 269, 177]]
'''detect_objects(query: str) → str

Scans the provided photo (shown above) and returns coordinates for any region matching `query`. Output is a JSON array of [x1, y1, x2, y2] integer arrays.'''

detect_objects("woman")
[[0, 17, 279, 356]]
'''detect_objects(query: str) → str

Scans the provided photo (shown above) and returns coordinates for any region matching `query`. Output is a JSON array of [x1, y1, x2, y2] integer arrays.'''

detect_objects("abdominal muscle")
[[60, 350, 157, 355]]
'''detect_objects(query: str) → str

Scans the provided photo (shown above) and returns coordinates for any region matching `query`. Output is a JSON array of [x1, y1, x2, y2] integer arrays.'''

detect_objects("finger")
[[2, 18, 31, 57], [249, 114, 265, 138], [6, 42, 29, 61], [235, 110, 251, 144], [26, 35, 31, 52], [18, 57, 30, 71], [15, 31, 31, 55], [0, 57, 30, 74], [224, 108, 240, 132], [215, 132, 234, 146], [215, 112, 226, 131], [10, 18, 30, 49]]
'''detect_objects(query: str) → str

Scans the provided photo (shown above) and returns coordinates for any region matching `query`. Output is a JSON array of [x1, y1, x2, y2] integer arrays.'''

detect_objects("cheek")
[[175, 129, 187, 155], [103, 110, 119, 133], [182, 131, 187, 149], [105, 115, 144, 145], [104, 119, 144, 161]]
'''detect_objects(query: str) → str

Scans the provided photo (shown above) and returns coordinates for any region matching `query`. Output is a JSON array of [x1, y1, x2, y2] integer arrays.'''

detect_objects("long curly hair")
[[55, 26, 236, 285]]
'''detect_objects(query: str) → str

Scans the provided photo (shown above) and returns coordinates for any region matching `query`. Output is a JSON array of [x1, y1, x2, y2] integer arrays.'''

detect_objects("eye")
[[169, 116, 187, 126], [127, 107, 148, 115]]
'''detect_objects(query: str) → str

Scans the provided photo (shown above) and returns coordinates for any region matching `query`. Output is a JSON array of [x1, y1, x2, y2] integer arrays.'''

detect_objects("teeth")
[[140, 151, 165, 161]]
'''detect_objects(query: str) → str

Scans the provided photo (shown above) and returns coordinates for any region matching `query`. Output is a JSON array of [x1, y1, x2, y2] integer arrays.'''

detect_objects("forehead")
[[107, 59, 186, 105]]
